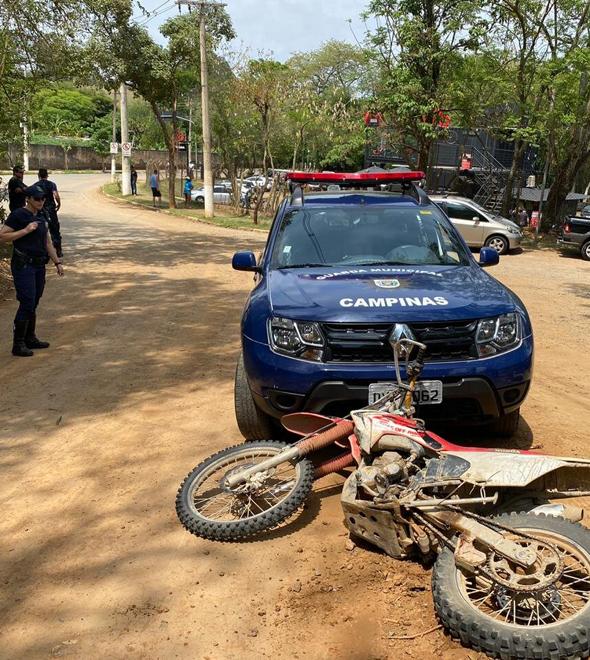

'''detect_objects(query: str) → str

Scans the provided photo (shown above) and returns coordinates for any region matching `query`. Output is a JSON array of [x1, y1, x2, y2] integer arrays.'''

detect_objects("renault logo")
[[389, 323, 416, 356], [390, 323, 416, 343]]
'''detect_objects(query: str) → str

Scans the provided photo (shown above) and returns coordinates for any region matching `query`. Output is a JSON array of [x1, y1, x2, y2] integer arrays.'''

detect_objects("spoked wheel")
[[176, 441, 314, 541], [433, 513, 590, 659]]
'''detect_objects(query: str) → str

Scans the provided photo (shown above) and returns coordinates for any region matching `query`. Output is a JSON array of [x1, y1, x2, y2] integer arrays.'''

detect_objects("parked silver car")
[[191, 185, 232, 205], [430, 195, 523, 254]]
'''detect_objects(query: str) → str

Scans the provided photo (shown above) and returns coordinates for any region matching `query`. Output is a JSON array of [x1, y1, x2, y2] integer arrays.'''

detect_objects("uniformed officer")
[[0, 185, 64, 357], [7, 165, 27, 211], [36, 168, 63, 257]]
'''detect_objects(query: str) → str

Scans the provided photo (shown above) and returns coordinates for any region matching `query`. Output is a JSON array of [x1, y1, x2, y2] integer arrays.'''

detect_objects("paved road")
[[1, 175, 589, 659]]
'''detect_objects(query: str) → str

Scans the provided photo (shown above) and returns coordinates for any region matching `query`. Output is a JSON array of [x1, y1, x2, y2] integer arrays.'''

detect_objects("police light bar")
[[287, 170, 425, 185]]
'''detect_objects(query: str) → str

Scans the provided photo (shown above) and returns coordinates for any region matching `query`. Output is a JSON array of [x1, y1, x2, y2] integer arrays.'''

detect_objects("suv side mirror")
[[479, 247, 499, 267], [472, 216, 480, 223], [232, 251, 261, 272]]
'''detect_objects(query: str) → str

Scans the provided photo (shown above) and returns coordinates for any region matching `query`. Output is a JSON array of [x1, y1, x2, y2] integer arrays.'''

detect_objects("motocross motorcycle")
[[176, 339, 590, 659]]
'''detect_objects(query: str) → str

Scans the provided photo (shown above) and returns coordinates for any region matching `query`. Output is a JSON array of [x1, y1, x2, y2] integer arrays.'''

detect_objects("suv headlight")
[[268, 316, 325, 361], [476, 313, 521, 357], [508, 227, 521, 235]]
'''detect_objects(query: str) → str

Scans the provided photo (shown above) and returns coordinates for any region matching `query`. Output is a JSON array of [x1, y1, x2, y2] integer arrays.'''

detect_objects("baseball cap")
[[25, 185, 45, 199]]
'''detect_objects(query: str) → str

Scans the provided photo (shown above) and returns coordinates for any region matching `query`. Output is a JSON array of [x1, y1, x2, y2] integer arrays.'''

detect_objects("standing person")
[[183, 176, 193, 207], [130, 165, 138, 195], [150, 169, 161, 208], [518, 207, 529, 228], [7, 165, 27, 212], [36, 168, 63, 258], [0, 185, 64, 357]]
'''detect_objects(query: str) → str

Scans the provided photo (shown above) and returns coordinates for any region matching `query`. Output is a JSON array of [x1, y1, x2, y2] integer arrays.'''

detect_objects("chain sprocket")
[[486, 536, 563, 593]]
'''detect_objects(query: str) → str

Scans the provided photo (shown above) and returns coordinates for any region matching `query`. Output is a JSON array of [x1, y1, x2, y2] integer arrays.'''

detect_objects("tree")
[[0, 0, 89, 162], [87, 2, 234, 206], [31, 85, 111, 137], [365, 0, 485, 170], [237, 59, 289, 222]]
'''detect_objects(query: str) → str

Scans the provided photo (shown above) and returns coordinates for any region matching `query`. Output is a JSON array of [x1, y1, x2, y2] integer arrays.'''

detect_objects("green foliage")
[[365, 0, 487, 168], [31, 86, 111, 137]]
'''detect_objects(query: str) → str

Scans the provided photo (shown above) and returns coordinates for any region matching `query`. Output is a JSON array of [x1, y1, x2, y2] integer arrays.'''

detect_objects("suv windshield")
[[271, 205, 470, 268]]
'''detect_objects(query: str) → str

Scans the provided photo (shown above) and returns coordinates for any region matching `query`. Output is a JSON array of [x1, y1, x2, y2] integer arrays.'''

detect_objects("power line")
[[132, 0, 171, 21], [134, 0, 176, 27]]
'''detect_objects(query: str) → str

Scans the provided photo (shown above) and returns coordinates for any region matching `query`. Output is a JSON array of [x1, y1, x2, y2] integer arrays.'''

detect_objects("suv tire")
[[489, 408, 520, 437], [484, 234, 509, 254], [581, 239, 590, 261], [234, 353, 274, 441]]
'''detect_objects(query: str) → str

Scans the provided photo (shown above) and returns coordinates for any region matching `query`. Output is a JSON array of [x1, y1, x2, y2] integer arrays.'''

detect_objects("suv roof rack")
[[287, 170, 429, 206]]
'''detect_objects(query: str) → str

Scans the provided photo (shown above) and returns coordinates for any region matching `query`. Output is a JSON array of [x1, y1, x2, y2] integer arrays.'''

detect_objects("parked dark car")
[[558, 217, 590, 261]]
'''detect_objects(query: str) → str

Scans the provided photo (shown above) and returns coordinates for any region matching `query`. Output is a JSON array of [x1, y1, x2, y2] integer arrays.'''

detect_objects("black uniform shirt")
[[8, 176, 27, 211], [36, 179, 58, 209], [5, 207, 48, 257]]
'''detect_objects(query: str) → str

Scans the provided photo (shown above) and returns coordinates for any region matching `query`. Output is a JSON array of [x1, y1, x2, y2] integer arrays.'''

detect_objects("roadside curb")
[[100, 186, 269, 234]]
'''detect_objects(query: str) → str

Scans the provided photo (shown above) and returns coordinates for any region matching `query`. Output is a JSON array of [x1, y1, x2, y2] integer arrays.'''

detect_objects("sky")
[[136, 0, 371, 61]]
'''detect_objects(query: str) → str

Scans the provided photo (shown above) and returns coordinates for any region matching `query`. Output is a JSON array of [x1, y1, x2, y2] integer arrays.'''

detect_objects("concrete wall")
[[1, 144, 181, 171]]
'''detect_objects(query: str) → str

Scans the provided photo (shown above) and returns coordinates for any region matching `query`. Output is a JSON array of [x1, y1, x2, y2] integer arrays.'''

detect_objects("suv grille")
[[322, 320, 478, 363]]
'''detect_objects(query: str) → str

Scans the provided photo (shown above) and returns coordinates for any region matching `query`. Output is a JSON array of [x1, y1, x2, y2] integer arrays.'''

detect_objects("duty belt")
[[13, 247, 49, 267]]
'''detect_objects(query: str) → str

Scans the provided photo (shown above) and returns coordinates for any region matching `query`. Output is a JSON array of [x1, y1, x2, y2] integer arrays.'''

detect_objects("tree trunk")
[[417, 140, 431, 172], [150, 101, 175, 208], [502, 139, 526, 216]]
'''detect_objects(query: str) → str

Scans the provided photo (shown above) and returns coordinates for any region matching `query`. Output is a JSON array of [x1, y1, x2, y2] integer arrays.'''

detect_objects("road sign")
[[122, 142, 132, 157], [176, 142, 188, 152], [175, 131, 186, 142], [110, 142, 119, 154]]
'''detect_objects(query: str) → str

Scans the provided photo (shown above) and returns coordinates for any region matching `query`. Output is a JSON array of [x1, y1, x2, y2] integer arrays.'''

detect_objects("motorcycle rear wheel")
[[176, 441, 314, 541], [433, 512, 590, 659]]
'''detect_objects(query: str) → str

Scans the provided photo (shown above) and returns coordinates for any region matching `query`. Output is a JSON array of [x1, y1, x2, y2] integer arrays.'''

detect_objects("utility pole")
[[21, 118, 30, 172], [188, 97, 193, 173], [120, 82, 131, 196], [177, 0, 224, 218], [111, 88, 117, 182]]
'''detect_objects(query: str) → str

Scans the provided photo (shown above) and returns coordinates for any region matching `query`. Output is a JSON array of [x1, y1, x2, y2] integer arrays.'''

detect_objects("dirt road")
[[1, 174, 589, 660]]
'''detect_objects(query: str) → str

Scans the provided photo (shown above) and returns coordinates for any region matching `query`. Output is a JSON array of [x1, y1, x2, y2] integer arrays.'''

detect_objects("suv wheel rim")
[[488, 237, 506, 253]]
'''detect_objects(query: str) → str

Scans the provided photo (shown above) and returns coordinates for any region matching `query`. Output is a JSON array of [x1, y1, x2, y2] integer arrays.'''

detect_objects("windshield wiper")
[[278, 263, 330, 269], [353, 261, 409, 266]]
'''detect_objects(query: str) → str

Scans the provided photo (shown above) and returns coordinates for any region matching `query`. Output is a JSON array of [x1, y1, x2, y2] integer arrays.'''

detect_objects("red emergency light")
[[287, 170, 425, 185]]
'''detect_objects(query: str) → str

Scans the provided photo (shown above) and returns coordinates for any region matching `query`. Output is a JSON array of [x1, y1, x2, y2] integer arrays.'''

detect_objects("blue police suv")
[[232, 171, 533, 439]]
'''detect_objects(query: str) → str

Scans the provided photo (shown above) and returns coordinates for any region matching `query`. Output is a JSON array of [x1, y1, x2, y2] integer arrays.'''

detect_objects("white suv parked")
[[430, 195, 523, 254]]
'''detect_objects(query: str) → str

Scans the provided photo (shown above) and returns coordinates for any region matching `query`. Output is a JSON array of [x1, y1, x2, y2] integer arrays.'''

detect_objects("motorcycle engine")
[[356, 451, 407, 496]]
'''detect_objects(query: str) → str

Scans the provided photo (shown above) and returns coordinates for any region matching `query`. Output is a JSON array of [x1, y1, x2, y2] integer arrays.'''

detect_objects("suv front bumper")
[[243, 334, 534, 424]]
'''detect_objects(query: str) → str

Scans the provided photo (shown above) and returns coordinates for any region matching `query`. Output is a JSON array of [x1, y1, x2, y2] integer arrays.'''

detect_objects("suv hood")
[[268, 265, 516, 322]]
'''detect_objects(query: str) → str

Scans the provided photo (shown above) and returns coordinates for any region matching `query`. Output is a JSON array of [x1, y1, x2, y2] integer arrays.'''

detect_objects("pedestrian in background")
[[183, 176, 193, 207], [8, 165, 27, 212], [36, 168, 63, 258], [0, 185, 64, 357], [518, 207, 529, 228], [150, 169, 161, 208], [130, 165, 138, 195]]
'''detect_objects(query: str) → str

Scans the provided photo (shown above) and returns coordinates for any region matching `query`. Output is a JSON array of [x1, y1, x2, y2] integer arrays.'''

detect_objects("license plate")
[[368, 381, 443, 405]]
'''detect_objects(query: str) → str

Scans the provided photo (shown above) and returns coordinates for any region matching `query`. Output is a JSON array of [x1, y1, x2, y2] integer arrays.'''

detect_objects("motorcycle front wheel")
[[176, 441, 314, 541], [433, 512, 590, 659]]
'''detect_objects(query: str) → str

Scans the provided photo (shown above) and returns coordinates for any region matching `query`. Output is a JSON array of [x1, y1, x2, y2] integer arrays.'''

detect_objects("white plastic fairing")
[[447, 452, 568, 487]]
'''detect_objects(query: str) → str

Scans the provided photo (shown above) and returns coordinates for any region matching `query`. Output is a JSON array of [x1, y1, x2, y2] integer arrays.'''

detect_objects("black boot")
[[12, 320, 34, 357], [25, 314, 50, 349]]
